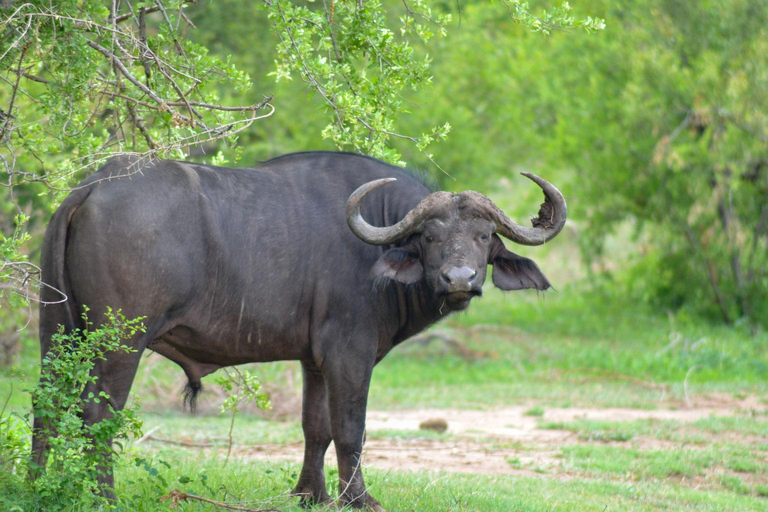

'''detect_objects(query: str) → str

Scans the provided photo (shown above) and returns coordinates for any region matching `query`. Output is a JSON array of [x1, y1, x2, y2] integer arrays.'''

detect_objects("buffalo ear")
[[371, 248, 423, 284], [491, 241, 551, 291]]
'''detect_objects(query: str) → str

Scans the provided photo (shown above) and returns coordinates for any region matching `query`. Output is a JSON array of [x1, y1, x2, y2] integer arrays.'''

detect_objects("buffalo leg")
[[324, 358, 382, 511], [81, 345, 145, 500], [29, 376, 56, 479], [292, 360, 333, 506], [30, 295, 73, 479], [75, 313, 150, 501]]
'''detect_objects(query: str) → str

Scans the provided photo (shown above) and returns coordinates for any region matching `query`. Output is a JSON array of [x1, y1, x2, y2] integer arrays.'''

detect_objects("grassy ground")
[[2, 282, 767, 511]]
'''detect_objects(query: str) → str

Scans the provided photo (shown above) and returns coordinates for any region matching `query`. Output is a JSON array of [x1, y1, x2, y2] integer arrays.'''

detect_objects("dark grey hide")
[[32, 151, 565, 510]]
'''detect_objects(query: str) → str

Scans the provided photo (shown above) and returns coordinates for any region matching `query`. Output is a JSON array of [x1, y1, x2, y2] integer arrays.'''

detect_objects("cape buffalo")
[[32, 151, 566, 510]]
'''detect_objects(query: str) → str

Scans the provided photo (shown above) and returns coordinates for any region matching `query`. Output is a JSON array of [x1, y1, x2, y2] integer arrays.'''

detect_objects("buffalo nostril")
[[442, 266, 476, 291]]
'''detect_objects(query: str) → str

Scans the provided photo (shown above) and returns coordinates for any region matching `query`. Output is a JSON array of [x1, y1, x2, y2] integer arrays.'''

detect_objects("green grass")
[[693, 416, 768, 437], [140, 411, 304, 446], [540, 415, 768, 446], [366, 286, 768, 409], [523, 405, 545, 417], [2, 284, 768, 510], [561, 444, 764, 480], [5, 450, 767, 511]]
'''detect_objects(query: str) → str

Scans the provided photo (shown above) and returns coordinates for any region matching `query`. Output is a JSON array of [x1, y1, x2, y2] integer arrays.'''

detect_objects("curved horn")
[[492, 172, 567, 246], [346, 179, 448, 246]]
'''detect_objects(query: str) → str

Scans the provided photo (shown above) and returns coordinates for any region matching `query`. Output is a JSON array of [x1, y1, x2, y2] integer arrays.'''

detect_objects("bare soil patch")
[[233, 401, 766, 476]]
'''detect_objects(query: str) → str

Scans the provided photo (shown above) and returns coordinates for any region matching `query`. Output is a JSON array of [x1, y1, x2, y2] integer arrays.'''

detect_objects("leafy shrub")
[[27, 308, 145, 509]]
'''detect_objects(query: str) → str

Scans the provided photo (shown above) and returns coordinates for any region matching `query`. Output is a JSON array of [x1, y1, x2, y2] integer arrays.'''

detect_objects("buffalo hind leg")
[[30, 295, 73, 479], [81, 344, 145, 500], [292, 360, 333, 506], [30, 377, 56, 479], [324, 356, 383, 511], [31, 326, 146, 499]]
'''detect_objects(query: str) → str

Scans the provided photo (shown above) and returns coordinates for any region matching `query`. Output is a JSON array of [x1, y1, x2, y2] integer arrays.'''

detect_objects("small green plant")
[[719, 474, 750, 495], [524, 406, 545, 417], [29, 307, 146, 509], [215, 367, 271, 462]]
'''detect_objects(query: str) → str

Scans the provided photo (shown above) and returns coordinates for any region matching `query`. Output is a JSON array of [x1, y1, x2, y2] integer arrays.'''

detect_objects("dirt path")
[[237, 398, 765, 476]]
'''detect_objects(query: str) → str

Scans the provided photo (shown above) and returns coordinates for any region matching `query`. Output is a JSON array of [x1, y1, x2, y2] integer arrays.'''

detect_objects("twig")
[[178, 8, 196, 29], [225, 405, 237, 463], [134, 424, 163, 445], [161, 489, 282, 512], [8, 69, 50, 84], [154, 0, 185, 55], [86, 40, 175, 116], [0, 382, 13, 419], [113, 5, 161, 23], [138, 8, 152, 81], [144, 435, 213, 448], [1, 43, 28, 138], [551, 367, 668, 392], [0, 3, 33, 63], [99, 90, 273, 113]]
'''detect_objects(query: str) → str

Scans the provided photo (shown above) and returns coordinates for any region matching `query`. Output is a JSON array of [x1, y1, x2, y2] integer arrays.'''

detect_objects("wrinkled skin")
[[31, 152, 561, 510]]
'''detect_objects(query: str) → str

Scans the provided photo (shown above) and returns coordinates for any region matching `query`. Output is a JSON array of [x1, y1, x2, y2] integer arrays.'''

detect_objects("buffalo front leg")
[[325, 358, 383, 511], [292, 360, 333, 506]]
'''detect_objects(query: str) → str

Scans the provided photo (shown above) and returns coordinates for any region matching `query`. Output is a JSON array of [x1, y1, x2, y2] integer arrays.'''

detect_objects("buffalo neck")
[[376, 277, 448, 357], [364, 177, 448, 354]]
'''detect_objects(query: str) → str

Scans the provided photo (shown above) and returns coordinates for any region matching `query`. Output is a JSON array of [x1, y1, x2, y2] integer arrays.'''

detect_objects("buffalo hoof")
[[291, 484, 333, 508], [338, 493, 386, 511]]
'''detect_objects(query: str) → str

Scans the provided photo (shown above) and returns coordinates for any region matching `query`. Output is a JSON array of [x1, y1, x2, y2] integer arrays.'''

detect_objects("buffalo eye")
[[480, 234, 490, 243], [425, 235, 435, 243]]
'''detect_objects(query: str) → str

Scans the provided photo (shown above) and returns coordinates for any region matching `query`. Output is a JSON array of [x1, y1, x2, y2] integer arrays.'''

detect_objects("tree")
[[460, 0, 768, 327], [0, 0, 267, 314], [0, 0, 603, 311]]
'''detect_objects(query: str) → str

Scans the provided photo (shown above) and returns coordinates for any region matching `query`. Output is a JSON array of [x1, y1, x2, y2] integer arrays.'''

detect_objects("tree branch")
[[86, 40, 172, 113]]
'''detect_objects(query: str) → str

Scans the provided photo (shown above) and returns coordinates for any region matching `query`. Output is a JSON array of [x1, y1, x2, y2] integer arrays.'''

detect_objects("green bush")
[[2, 308, 146, 509]]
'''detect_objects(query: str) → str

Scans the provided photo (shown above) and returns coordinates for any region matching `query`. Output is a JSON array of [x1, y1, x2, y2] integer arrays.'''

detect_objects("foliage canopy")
[[0, 0, 601, 305], [2, 0, 766, 331]]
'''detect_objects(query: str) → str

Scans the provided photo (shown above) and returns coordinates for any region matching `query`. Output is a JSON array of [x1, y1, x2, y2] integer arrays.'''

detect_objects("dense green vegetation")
[[3, 1, 765, 327], [1, 0, 766, 510]]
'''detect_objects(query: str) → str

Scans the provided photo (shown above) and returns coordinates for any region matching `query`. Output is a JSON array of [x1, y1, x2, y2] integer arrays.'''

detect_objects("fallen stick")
[[160, 489, 282, 511], [551, 367, 668, 391], [144, 435, 214, 448], [134, 424, 163, 445]]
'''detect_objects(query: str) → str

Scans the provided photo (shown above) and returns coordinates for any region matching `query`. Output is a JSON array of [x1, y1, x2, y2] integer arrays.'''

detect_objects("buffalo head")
[[346, 173, 567, 311]]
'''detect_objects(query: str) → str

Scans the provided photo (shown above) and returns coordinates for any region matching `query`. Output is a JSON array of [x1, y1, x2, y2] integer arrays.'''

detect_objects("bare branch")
[[113, 5, 161, 24], [160, 489, 282, 512], [126, 102, 157, 150], [8, 69, 51, 84], [1, 43, 27, 140], [86, 40, 172, 112]]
